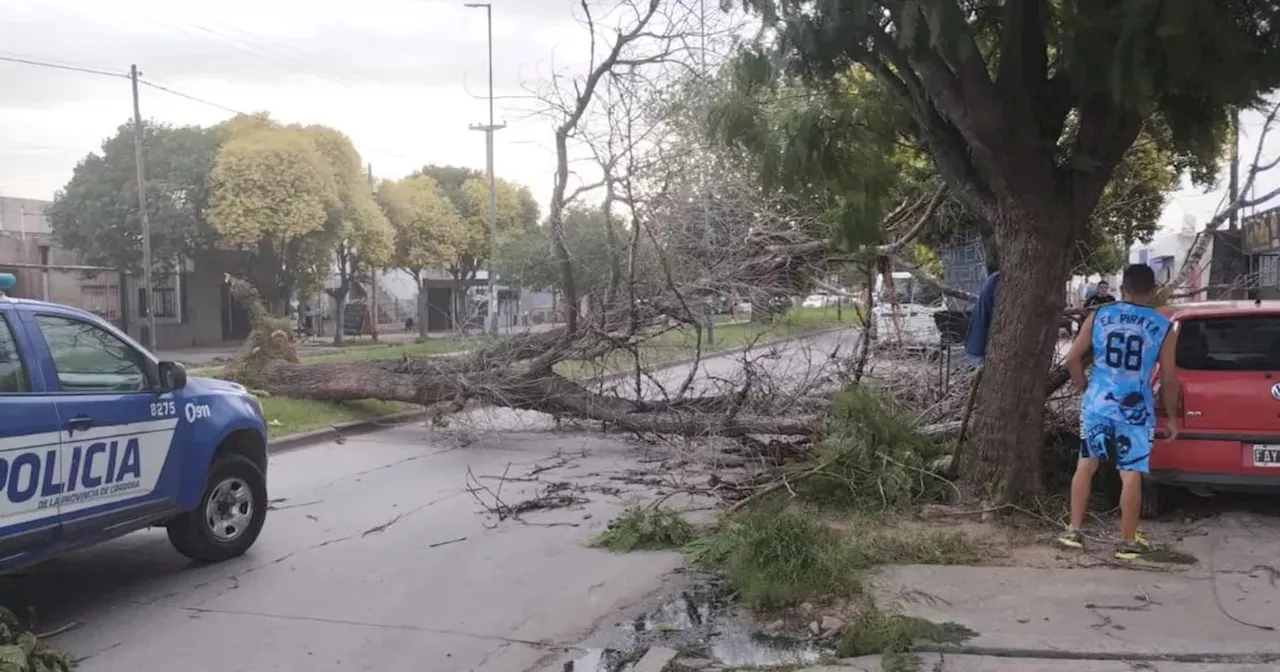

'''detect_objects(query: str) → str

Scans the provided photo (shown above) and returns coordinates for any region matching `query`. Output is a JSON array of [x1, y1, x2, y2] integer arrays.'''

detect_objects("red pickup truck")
[[1147, 300, 1280, 516]]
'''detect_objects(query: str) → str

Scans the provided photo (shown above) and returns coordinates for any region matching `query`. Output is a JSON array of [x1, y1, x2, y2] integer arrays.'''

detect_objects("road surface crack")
[[175, 604, 569, 649], [468, 642, 511, 671]]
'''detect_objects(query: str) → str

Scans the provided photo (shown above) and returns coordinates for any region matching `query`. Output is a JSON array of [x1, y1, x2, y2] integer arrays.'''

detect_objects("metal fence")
[[0, 261, 186, 329]]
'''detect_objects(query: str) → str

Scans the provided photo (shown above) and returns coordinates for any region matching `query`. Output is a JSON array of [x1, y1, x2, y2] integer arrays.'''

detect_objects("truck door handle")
[[67, 416, 94, 433]]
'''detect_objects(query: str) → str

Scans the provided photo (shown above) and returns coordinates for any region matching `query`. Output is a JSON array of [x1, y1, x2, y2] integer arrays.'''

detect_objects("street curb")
[[267, 409, 429, 455], [633, 647, 679, 672], [264, 323, 857, 454]]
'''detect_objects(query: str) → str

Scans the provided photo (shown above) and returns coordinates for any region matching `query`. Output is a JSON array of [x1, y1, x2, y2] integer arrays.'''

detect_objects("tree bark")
[[961, 201, 1074, 502], [332, 289, 347, 345], [252, 357, 823, 438], [450, 275, 464, 331], [415, 274, 428, 340]]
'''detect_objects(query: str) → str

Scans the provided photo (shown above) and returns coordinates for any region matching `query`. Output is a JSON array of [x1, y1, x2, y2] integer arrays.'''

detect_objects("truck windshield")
[[1176, 316, 1280, 371]]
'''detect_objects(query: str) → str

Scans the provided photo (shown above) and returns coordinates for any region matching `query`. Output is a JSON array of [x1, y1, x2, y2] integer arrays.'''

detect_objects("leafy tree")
[[710, 62, 914, 248], [48, 121, 219, 273], [737, 0, 1280, 499], [494, 207, 619, 303], [494, 225, 558, 293], [413, 165, 539, 328], [208, 115, 335, 313], [377, 174, 465, 338], [304, 125, 394, 343]]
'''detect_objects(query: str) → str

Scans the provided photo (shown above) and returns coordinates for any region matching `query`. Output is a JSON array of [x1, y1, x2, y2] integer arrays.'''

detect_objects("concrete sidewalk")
[[805, 655, 1279, 671], [866, 509, 1280, 667]]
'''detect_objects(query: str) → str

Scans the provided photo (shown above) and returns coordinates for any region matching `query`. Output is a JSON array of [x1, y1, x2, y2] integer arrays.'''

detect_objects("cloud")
[[0, 0, 606, 205], [0, 0, 586, 107]]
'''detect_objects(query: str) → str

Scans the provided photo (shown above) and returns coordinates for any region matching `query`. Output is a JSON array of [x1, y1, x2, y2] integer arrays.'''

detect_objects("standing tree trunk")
[[962, 202, 1075, 501], [332, 288, 348, 345], [415, 273, 428, 340], [332, 246, 353, 346], [449, 274, 464, 332]]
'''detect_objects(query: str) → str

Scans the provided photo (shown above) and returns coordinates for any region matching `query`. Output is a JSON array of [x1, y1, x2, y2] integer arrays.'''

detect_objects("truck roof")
[[1158, 300, 1280, 320], [0, 295, 104, 322]]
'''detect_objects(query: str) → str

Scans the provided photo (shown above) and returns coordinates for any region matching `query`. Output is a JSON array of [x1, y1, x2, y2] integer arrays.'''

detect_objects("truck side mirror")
[[159, 361, 188, 391]]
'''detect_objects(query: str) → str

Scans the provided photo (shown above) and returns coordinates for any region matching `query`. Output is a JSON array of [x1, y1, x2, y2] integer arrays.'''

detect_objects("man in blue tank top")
[[1060, 264, 1179, 559]]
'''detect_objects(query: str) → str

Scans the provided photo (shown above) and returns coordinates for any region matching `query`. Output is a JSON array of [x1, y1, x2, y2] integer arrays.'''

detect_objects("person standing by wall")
[[963, 261, 1001, 368]]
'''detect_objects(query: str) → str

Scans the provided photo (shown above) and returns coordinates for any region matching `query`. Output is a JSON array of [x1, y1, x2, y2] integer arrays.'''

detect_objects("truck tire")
[[1139, 479, 1164, 520], [168, 453, 267, 563]]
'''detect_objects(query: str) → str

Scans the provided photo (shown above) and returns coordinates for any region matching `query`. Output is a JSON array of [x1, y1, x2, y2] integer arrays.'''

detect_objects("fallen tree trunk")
[[254, 357, 825, 437]]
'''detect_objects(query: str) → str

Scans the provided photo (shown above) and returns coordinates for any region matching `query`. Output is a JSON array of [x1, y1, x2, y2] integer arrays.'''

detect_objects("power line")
[[0, 53, 125, 79], [0, 52, 240, 115], [1, 51, 416, 161], [98, 0, 362, 90], [136, 78, 243, 115]]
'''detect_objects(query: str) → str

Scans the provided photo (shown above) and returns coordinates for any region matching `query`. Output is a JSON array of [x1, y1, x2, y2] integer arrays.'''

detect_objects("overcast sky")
[[1, 0, 1278, 238], [0, 0, 593, 215]]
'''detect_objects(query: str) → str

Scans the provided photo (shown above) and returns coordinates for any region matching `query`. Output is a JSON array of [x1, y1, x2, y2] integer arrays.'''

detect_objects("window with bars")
[[139, 286, 178, 318], [1258, 255, 1280, 289]]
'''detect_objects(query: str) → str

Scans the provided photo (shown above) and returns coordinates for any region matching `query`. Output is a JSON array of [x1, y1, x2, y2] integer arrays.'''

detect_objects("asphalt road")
[[14, 428, 685, 672], [9, 327, 859, 672]]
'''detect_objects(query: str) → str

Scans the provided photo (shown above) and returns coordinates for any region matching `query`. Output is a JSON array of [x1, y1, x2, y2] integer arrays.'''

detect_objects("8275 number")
[[1104, 333, 1144, 371]]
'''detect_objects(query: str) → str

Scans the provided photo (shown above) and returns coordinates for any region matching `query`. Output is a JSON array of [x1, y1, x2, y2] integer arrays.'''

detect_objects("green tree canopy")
[[208, 114, 391, 314], [48, 121, 219, 272], [377, 174, 464, 282], [712, 56, 1217, 276], [494, 206, 618, 296], [413, 165, 540, 277], [493, 225, 558, 292]]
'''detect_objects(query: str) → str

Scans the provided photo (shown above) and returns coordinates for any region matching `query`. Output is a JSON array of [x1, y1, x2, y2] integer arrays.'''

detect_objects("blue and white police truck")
[[0, 273, 269, 572]]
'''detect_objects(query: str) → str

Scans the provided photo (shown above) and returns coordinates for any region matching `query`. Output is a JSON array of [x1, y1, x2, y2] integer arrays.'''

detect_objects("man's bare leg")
[[1059, 458, 1098, 548], [1118, 470, 1142, 543], [1070, 458, 1099, 529]]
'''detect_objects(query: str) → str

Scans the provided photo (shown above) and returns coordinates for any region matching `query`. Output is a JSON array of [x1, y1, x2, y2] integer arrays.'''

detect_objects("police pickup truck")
[[0, 273, 268, 572]]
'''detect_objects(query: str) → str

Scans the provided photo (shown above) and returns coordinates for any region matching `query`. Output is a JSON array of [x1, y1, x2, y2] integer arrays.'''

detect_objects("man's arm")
[[1066, 311, 1095, 392], [1159, 325, 1180, 436]]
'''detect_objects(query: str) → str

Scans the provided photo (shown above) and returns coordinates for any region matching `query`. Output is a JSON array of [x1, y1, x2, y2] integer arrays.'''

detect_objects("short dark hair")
[[1121, 264, 1157, 295]]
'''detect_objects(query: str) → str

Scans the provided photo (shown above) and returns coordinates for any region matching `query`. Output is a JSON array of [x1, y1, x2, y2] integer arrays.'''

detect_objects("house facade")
[[0, 196, 240, 350]]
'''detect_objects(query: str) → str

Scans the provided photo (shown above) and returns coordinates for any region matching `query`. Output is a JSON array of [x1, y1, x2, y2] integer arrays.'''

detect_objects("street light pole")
[[465, 2, 504, 336], [130, 64, 156, 350]]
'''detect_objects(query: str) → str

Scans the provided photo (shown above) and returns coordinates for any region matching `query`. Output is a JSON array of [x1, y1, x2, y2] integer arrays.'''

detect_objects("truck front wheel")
[[168, 454, 268, 562]]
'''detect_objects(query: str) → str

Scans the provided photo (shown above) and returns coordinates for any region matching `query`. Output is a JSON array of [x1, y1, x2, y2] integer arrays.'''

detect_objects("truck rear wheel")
[[168, 453, 267, 562], [1139, 479, 1164, 520]]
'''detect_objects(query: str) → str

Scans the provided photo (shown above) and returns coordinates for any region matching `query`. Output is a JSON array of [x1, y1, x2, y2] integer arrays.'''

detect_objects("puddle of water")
[[564, 584, 827, 671], [562, 648, 640, 672]]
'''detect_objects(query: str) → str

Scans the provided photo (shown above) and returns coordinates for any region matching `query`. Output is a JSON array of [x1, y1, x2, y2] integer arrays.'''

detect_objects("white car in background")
[[871, 271, 945, 346], [802, 293, 833, 308]]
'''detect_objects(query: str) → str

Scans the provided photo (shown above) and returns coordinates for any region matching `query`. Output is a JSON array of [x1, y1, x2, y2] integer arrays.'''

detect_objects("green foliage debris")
[[0, 607, 74, 672], [794, 386, 949, 512], [687, 510, 860, 608], [589, 507, 696, 553], [837, 609, 976, 672]]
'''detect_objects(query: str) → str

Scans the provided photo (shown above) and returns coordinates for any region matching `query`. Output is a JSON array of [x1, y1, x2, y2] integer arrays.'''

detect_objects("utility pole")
[[1229, 107, 1241, 230], [130, 64, 156, 350], [367, 162, 379, 342], [699, 0, 714, 344], [466, 2, 503, 336]]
